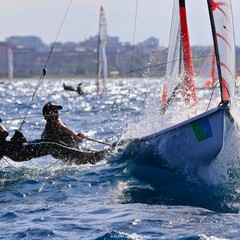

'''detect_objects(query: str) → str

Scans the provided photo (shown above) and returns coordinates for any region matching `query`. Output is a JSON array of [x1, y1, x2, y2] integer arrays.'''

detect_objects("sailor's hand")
[[77, 132, 85, 138]]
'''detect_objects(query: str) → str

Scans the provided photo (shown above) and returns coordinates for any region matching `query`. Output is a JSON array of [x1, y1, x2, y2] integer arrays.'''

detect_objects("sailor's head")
[[42, 102, 63, 120]]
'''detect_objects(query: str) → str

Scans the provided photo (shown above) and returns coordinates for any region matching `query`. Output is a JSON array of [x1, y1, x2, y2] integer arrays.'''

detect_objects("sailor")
[[0, 106, 108, 164], [0, 122, 52, 162], [63, 83, 75, 92], [76, 83, 84, 94], [0, 122, 9, 158], [41, 101, 84, 148]]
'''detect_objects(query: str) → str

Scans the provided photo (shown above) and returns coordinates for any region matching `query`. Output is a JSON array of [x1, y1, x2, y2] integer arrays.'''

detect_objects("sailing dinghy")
[[96, 6, 108, 95], [123, 0, 236, 173]]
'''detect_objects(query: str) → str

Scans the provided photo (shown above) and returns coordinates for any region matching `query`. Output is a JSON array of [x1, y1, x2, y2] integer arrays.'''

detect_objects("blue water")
[[1, 78, 240, 239]]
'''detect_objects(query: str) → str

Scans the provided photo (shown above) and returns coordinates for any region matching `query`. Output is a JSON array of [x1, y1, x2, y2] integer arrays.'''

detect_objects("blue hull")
[[123, 106, 234, 171]]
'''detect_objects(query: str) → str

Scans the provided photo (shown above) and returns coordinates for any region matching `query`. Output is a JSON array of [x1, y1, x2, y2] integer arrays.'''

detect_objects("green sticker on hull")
[[191, 118, 213, 141]]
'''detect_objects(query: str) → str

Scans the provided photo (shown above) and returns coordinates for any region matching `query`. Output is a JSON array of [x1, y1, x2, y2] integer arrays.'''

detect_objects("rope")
[[0, 105, 136, 124], [2, 156, 19, 169], [84, 136, 112, 146], [2, 155, 63, 172], [130, 55, 214, 74], [206, 81, 219, 111], [124, 0, 139, 134], [19, 0, 73, 131]]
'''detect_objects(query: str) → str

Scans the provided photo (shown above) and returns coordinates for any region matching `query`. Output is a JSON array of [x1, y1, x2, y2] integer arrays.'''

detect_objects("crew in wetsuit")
[[0, 103, 109, 165], [0, 124, 52, 162], [0, 123, 9, 159]]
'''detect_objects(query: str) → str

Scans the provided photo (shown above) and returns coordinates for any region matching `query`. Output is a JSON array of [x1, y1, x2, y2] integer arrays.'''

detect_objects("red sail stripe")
[[221, 77, 230, 100], [220, 62, 234, 79], [162, 84, 168, 106], [216, 32, 232, 49], [179, 2, 197, 108], [215, 3, 229, 20]]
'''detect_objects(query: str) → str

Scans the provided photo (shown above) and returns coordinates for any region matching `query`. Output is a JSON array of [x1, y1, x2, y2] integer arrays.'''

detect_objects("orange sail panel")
[[179, 0, 197, 108], [205, 46, 217, 88]]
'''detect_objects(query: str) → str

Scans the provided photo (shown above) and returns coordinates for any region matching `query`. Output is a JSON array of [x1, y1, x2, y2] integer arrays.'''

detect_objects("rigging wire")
[[19, 0, 73, 131], [206, 81, 219, 111], [130, 55, 214, 74], [2, 155, 62, 171], [123, 0, 139, 136], [1, 105, 135, 124]]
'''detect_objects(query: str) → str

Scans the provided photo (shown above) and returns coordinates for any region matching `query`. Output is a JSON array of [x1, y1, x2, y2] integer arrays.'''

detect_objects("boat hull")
[[123, 106, 234, 171]]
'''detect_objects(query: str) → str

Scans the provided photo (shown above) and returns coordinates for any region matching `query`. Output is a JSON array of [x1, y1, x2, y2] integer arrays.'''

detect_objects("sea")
[[1, 78, 240, 240]]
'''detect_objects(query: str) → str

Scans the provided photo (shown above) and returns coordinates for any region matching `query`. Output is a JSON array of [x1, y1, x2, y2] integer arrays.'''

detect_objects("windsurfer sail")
[[96, 6, 108, 95], [7, 47, 13, 80]]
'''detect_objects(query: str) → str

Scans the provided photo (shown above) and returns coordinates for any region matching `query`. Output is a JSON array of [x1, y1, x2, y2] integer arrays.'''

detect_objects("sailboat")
[[123, 0, 236, 173], [95, 6, 108, 95]]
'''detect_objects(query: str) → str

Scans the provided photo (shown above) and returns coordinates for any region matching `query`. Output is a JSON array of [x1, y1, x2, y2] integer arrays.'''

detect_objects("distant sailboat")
[[204, 46, 217, 88], [196, 45, 218, 89], [7, 47, 13, 80], [96, 6, 108, 95]]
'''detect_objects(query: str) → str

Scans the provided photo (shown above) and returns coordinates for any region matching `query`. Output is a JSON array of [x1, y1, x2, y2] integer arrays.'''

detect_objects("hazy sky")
[[0, 0, 239, 46]]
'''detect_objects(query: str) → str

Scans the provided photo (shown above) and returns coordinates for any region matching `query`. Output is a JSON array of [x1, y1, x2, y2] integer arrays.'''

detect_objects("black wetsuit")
[[1, 138, 109, 165]]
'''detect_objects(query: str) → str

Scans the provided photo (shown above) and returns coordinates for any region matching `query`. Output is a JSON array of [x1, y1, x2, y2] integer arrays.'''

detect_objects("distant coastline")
[[0, 35, 239, 79]]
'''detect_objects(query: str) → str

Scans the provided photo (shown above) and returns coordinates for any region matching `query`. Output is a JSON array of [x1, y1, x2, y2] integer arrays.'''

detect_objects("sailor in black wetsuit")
[[0, 104, 109, 164], [0, 124, 52, 162], [0, 123, 9, 159]]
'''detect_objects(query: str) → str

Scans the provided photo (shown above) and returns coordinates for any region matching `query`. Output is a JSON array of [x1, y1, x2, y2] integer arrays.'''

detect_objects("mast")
[[207, 0, 227, 103], [179, 0, 197, 108]]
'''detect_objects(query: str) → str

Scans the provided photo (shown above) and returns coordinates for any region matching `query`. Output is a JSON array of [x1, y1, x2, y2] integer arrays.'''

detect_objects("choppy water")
[[1, 78, 240, 239]]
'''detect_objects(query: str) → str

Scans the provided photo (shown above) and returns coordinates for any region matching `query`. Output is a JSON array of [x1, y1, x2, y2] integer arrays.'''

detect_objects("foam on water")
[[1, 78, 240, 238]]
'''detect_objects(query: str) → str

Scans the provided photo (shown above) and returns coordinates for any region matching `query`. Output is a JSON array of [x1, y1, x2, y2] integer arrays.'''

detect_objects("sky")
[[0, 0, 239, 47]]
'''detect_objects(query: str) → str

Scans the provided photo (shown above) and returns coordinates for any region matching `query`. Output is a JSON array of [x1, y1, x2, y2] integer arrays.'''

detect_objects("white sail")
[[161, 0, 183, 109], [96, 6, 108, 94], [208, 0, 235, 102]]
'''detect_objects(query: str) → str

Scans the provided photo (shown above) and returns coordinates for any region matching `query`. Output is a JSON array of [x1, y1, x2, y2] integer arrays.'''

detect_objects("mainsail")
[[161, 0, 197, 114], [96, 6, 108, 95], [7, 47, 13, 80], [207, 0, 235, 103]]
